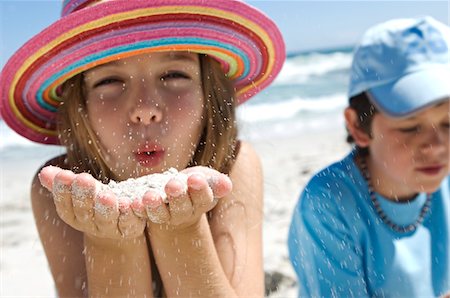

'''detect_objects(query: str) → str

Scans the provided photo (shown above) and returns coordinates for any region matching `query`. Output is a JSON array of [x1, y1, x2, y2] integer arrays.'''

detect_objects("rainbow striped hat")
[[0, 0, 285, 145]]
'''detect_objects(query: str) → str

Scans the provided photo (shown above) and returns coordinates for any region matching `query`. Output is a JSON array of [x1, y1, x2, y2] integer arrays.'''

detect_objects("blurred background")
[[1, 1, 448, 296]]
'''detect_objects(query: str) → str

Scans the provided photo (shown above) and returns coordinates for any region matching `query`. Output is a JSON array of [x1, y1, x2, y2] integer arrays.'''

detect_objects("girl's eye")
[[160, 72, 190, 82], [93, 77, 122, 88]]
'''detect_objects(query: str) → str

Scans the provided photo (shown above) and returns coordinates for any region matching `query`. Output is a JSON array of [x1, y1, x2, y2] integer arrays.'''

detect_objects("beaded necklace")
[[359, 157, 432, 233]]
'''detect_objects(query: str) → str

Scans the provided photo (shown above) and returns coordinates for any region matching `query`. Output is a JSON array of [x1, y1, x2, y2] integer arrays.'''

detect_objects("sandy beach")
[[255, 128, 349, 297], [0, 127, 350, 297]]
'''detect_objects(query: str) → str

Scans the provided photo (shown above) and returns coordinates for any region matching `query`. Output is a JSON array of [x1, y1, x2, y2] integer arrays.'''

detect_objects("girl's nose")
[[129, 104, 163, 125]]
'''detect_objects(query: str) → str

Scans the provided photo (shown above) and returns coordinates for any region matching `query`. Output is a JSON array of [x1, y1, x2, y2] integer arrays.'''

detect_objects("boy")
[[288, 16, 449, 297]]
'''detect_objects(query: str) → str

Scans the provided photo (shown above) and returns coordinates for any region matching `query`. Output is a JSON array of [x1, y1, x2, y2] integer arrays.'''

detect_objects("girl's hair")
[[56, 54, 238, 182], [346, 92, 378, 156]]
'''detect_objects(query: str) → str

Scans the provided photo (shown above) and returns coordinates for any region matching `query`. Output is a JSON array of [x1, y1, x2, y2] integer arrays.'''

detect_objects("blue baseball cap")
[[348, 16, 450, 118]]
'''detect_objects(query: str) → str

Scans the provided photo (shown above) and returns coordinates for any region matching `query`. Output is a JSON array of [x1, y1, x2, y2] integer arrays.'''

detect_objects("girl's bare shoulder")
[[232, 141, 262, 177], [218, 140, 263, 207]]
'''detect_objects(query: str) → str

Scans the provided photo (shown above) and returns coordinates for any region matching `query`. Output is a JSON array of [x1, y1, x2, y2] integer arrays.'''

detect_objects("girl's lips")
[[416, 165, 444, 176], [134, 150, 165, 167], [134, 144, 165, 167]]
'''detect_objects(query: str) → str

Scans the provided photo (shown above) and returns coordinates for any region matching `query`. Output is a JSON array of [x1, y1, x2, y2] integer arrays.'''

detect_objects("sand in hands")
[[107, 168, 188, 201], [92, 168, 188, 216]]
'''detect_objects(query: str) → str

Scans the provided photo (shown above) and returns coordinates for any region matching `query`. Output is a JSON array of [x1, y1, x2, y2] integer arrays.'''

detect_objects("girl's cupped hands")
[[38, 166, 232, 238]]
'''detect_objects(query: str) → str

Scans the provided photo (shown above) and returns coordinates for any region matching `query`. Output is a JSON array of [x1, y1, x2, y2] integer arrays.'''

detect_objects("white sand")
[[107, 168, 182, 202], [0, 128, 350, 297], [92, 168, 183, 216]]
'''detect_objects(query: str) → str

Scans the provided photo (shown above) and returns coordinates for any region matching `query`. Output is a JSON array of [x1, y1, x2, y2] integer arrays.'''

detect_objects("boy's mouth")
[[415, 165, 444, 176]]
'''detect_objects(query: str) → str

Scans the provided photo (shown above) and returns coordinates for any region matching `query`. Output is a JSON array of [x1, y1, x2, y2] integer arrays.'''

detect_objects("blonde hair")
[[56, 54, 238, 182]]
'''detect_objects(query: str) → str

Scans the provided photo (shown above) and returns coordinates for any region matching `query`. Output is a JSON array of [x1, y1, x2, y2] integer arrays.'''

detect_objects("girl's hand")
[[38, 166, 146, 239], [139, 166, 232, 229]]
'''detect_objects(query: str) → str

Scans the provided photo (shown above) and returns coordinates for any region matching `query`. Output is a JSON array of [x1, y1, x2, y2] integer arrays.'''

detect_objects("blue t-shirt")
[[288, 152, 450, 297]]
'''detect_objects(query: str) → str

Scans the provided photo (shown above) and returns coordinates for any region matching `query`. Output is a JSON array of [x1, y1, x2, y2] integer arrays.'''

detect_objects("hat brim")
[[368, 66, 450, 118], [0, 0, 285, 144]]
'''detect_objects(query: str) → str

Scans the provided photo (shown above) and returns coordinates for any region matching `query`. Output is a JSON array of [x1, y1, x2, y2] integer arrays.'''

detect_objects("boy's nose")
[[420, 127, 448, 154], [129, 104, 163, 125]]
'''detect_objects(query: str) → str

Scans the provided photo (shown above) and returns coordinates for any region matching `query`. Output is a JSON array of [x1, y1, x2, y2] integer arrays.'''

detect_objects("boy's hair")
[[56, 54, 238, 182], [346, 92, 378, 156]]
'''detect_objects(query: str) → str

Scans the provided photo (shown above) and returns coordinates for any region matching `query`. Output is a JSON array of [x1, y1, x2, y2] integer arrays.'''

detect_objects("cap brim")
[[368, 66, 450, 118]]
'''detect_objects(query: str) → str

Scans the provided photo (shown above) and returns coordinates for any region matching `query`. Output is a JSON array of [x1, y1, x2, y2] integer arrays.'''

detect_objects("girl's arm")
[[35, 162, 154, 297], [210, 141, 264, 296], [147, 141, 264, 297], [84, 234, 153, 297], [31, 171, 88, 297]]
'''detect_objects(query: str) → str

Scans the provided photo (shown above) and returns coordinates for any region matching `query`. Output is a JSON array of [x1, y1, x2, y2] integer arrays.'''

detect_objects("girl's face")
[[367, 100, 449, 199], [83, 52, 205, 179]]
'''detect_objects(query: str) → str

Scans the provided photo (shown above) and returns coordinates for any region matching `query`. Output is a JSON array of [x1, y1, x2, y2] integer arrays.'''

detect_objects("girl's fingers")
[[165, 177, 193, 223], [118, 197, 146, 237], [52, 170, 77, 223], [187, 173, 215, 214], [181, 166, 233, 198], [38, 165, 63, 191], [142, 189, 170, 224], [71, 173, 97, 226], [93, 190, 120, 237], [206, 173, 233, 199], [40, 167, 148, 239], [130, 198, 146, 218], [45, 166, 230, 236]]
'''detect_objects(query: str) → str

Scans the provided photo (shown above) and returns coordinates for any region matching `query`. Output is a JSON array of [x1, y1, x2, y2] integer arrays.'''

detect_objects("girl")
[[0, 0, 285, 297], [288, 17, 449, 297]]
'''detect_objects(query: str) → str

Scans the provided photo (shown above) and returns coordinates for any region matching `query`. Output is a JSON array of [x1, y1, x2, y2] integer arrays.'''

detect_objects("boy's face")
[[366, 100, 449, 199]]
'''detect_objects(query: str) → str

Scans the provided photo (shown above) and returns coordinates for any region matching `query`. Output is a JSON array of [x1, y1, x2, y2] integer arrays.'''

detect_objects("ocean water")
[[0, 46, 353, 153], [238, 46, 352, 140]]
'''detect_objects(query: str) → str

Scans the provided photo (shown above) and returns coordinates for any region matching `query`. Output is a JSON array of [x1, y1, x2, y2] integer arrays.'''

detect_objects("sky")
[[0, 0, 449, 66], [250, 1, 449, 53]]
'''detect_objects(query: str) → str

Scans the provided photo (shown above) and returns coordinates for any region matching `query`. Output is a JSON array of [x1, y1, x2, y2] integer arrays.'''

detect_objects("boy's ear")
[[344, 107, 371, 148]]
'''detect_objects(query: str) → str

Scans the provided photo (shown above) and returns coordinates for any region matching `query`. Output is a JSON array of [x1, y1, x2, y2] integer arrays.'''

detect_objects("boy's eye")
[[398, 126, 420, 133]]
